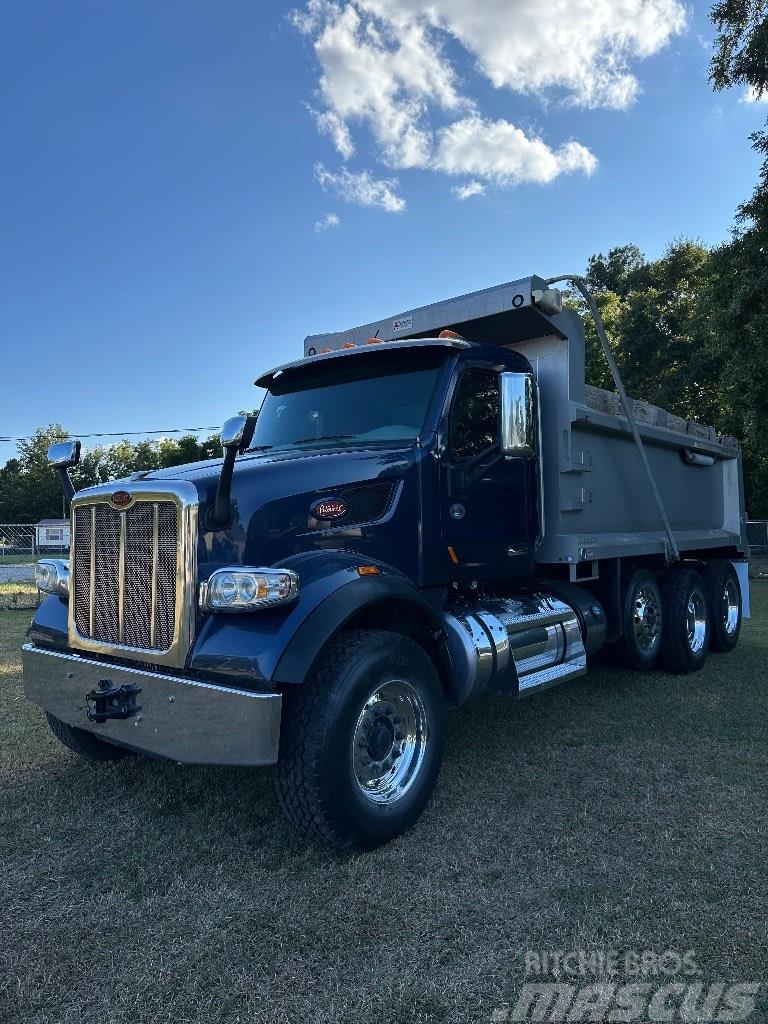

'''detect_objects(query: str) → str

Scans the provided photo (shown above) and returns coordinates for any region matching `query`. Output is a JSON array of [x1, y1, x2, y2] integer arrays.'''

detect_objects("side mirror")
[[220, 415, 256, 453], [47, 440, 81, 505], [208, 415, 257, 530], [500, 372, 537, 457], [47, 440, 81, 469]]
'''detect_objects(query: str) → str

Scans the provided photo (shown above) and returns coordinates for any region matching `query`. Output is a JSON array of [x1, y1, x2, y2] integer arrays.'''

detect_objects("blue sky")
[[1, 0, 764, 466]]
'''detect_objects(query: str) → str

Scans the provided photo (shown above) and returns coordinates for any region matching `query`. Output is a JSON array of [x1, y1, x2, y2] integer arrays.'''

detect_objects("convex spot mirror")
[[500, 372, 537, 457], [47, 440, 81, 468]]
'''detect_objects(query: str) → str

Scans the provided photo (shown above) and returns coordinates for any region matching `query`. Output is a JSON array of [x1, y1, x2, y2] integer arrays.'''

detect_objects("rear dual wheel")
[[660, 568, 710, 674], [702, 560, 742, 652], [621, 569, 663, 669], [622, 565, 729, 674]]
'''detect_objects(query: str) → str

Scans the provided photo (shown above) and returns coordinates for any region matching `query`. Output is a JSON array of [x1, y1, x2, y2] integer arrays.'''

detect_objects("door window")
[[449, 369, 500, 460]]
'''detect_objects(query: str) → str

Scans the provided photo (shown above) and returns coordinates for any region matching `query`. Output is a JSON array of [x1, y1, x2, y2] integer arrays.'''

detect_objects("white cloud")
[[358, 0, 687, 109], [311, 108, 355, 159], [314, 212, 341, 231], [315, 163, 405, 212], [304, 1, 462, 168], [293, 0, 685, 206], [452, 180, 485, 200], [740, 86, 768, 104], [436, 117, 597, 185]]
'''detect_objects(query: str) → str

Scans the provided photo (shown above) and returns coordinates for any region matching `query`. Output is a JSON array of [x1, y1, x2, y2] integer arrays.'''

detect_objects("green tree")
[[13, 425, 70, 521], [0, 426, 223, 522], [586, 243, 651, 296], [0, 459, 22, 521], [706, 0, 768, 515], [575, 241, 722, 423]]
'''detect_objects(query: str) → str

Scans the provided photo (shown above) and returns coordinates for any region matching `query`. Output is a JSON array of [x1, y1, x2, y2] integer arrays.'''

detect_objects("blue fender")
[[189, 550, 449, 686], [27, 594, 69, 649]]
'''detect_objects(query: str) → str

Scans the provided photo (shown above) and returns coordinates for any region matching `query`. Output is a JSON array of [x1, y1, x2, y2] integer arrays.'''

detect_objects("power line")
[[0, 426, 221, 443]]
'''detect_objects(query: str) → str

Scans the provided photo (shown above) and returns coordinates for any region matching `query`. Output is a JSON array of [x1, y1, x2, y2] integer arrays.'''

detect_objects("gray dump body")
[[305, 275, 747, 567]]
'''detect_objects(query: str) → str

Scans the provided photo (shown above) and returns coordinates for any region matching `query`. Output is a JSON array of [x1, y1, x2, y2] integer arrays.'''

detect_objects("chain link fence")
[[0, 525, 47, 609], [747, 520, 768, 554], [0, 524, 37, 562], [0, 523, 70, 562]]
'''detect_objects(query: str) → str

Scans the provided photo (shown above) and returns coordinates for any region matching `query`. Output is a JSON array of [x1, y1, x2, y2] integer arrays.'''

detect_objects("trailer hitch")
[[86, 679, 143, 724]]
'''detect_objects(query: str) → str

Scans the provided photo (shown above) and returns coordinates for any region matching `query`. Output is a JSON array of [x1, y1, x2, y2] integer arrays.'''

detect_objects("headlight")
[[35, 559, 69, 597], [200, 567, 299, 612]]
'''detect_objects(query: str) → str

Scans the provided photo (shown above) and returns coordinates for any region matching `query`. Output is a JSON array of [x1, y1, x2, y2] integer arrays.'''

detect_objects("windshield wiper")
[[289, 434, 356, 445]]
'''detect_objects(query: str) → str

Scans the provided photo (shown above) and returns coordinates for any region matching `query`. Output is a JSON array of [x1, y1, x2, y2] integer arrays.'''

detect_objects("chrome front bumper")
[[22, 644, 281, 766]]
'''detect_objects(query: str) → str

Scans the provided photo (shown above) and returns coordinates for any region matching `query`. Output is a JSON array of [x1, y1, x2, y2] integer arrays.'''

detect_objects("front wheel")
[[45, 712, 134, 761], [276, 629, 445, 850]]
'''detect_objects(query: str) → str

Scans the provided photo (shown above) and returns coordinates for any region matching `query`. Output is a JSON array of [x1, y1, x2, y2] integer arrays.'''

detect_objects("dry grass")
[[0, 582, 38, 611], [1, 588, 767, 1024]]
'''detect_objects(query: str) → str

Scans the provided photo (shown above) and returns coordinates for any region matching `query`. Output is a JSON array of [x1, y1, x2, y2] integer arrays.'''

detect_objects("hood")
[[139, 444, 422, 578]]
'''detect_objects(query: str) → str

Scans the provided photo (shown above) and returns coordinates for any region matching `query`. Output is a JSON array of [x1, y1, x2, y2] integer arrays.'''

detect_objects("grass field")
[[1, 587, 767, 1024]]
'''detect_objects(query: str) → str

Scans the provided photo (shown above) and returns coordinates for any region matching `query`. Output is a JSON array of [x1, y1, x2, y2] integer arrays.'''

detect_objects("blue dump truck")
[[23, 275, 749, 850]]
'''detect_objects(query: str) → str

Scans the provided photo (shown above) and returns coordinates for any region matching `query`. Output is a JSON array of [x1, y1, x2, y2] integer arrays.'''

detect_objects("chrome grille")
[[72, 500, 178, 653]]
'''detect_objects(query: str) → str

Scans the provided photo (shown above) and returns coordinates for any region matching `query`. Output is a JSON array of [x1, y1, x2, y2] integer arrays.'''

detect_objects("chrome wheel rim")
[[633, 587, 661, 652], [722, 580, 740, 636], [687, 591, 707, 653], [352, 680, 428, 805]]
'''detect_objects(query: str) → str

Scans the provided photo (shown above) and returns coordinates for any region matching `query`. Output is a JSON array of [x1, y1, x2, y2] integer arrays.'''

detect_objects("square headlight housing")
[[200, 567, 299, 612]]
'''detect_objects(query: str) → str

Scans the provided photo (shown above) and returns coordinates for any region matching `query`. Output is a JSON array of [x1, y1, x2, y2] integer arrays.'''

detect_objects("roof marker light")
[[438, 330, 464, 339]]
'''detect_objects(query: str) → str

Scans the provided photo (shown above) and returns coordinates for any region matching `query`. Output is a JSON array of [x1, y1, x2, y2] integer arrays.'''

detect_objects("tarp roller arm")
[[546, 274, 681, 562]]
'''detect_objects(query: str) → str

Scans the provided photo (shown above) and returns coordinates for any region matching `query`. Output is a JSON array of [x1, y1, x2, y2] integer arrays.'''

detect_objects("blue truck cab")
[[23, 275, 749, 849]]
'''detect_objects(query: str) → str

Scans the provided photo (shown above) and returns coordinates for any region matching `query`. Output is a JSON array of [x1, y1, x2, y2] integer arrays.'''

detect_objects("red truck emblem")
[[111, 490, 132, 508], [312, 498, 347, 520]]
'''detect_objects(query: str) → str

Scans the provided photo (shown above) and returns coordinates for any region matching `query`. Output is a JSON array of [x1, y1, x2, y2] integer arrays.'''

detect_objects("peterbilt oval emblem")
[[312, 498, 348, 520], [111, 490, 132, 508]]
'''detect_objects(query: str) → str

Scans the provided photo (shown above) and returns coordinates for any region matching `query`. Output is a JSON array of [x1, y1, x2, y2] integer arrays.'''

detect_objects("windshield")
[[253, 350, 446, 450]]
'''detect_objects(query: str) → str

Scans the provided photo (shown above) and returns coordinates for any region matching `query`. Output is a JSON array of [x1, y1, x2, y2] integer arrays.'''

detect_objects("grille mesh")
[[334, 481, 396, 524], [72, 500, 178, 652]]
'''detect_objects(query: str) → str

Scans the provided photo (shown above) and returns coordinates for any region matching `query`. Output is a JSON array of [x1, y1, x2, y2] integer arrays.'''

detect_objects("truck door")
[[440, 365, 536, 581]]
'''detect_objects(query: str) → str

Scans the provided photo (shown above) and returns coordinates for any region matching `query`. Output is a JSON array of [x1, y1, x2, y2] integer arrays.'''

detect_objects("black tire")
[[660, 569, 710, 674], [45, 712, 133, 761], [276, 629, 445, 851], [621, 568, 663, 669], [702, 560, 742, 653]]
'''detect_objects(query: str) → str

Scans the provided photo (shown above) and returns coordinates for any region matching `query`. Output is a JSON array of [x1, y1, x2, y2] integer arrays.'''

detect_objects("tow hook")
[[86, 680, 143, 724]]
